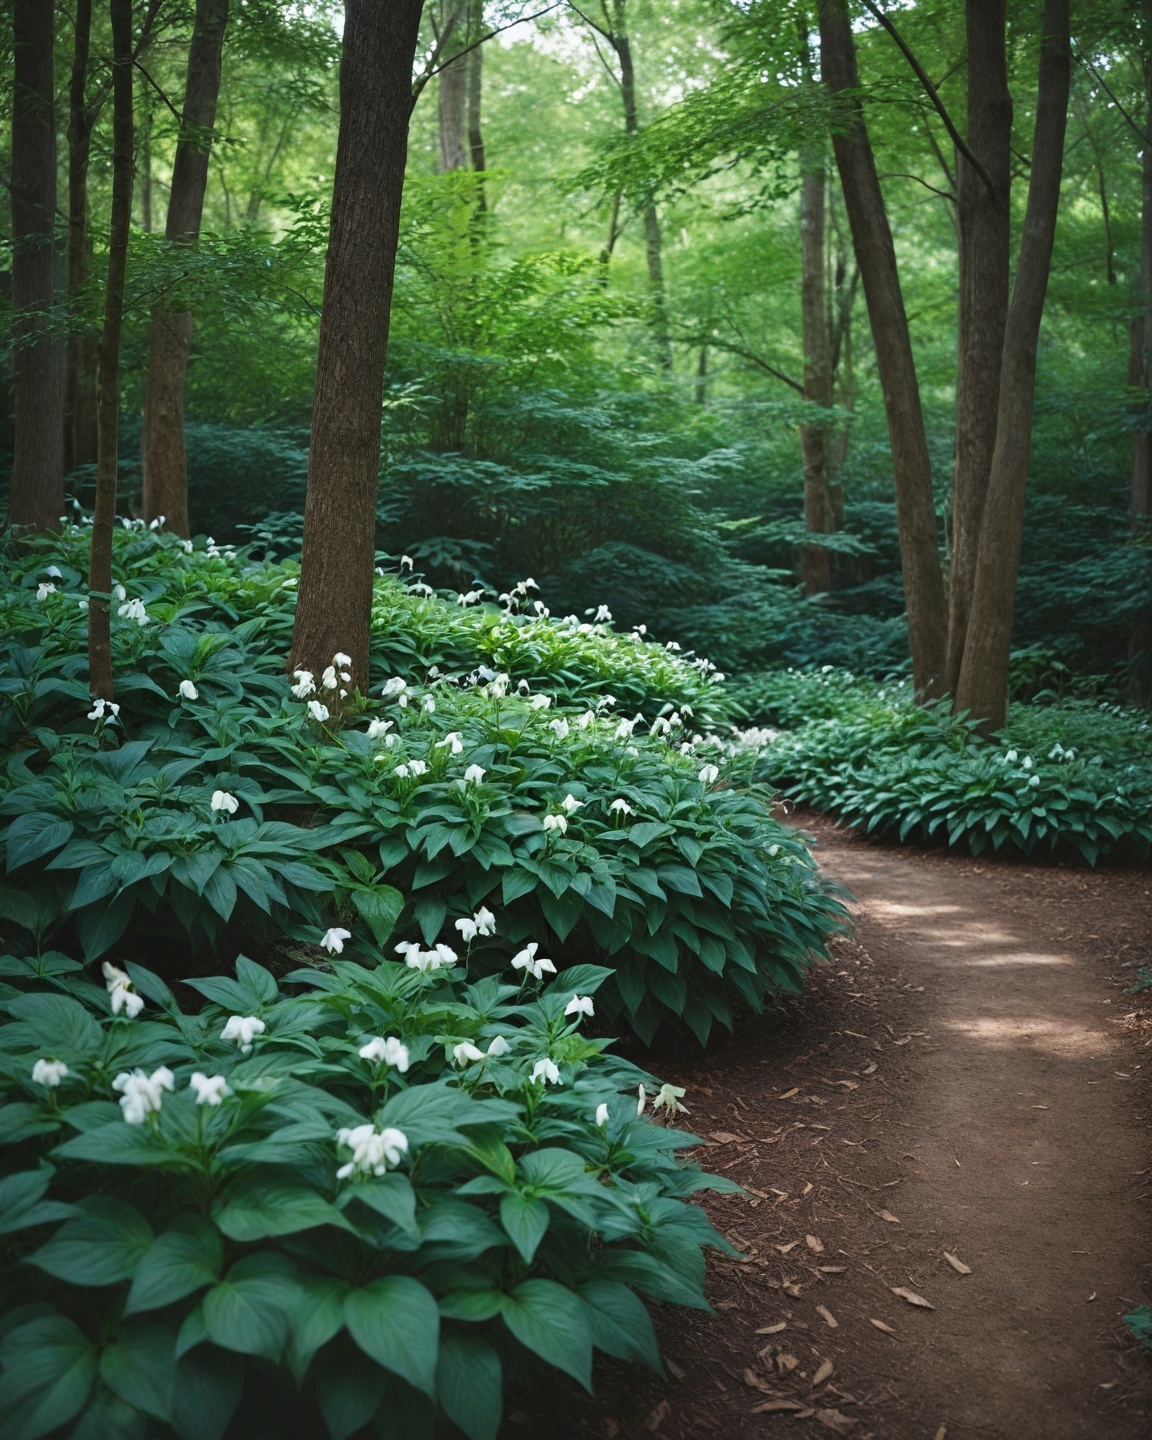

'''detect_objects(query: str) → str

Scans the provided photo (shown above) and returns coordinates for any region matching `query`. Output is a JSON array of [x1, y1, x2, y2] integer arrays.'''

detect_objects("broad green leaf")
[[0, 1167, 76, 1236], [499, 1278, 592, 1389], [213, 1180, 353, 1241], [4, 814, 74, 872], [344, 1276, 440, 1396], [286, 1276, 348, 1381], [499, 1192, 549, 1263], [170, 1347, 244, 1440], [202, 1258, 300, 1361], [125, 1225, 224, 1315], [315, 1345, 386, 1440], [435, 1332, 503, 1440], [28, 1196, 153, 1286], [99, 1319, 176, 1421], [0, 1314, 96, 1440]]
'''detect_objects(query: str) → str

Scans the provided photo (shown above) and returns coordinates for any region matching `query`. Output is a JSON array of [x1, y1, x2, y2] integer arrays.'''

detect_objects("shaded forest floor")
[[511, 812, 1152, 1440]]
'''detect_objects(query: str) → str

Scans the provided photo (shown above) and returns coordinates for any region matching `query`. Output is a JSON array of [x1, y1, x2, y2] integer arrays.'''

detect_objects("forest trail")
[[805, 825, 1152, 1439], [535, 821, 1152, 1440]]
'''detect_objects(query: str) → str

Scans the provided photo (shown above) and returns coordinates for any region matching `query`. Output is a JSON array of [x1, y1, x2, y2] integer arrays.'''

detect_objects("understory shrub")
[[1, 524, 844, 1048], [739, 669, 1152, 864], [0, 947, 737, 1440]]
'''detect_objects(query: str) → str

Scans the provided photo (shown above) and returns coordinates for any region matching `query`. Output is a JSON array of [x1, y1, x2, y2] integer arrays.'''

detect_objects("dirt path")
[[516, 817, 1152, 1440]]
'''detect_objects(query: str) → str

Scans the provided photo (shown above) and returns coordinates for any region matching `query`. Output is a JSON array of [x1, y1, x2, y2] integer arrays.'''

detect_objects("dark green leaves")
[[0, 1314, 96, 1440], [126, 1225, 224, 1315], [499, 1279, 593, 1389], [28, 1197, 153, 1286], [344, 1277, 440, 1395]]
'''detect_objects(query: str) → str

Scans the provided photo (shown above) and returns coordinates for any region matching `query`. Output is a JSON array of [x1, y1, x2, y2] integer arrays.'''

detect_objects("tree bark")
[[10, 0, 65, 532], [800, 163, 836, 596], [943, 0, 1013, 694], [88, 0, 136, 702], [437, 0, 470, 172], [290, 0, 426, 689], [610, 0, 672, 370], [467, 0, 486, 205], [68, 0, 99, 477], [1128, 0, 1152, 706], [140, 0, 230, 537], [955, 0, 1070, 730], [817, 0, 947, 696]]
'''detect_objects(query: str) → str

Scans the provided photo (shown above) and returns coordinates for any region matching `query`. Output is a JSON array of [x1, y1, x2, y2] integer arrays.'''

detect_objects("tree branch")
[[879, 171, 956, 202], [132, 59, 183, 125], [858, 0, 996, 198], [413, 3, 564, 101], [674, 333, 804, 393], [1073, 50, 1144, 142]]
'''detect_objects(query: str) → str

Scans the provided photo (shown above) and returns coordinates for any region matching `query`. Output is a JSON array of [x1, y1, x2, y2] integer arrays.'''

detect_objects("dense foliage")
[[739, 669, 1152, 863]]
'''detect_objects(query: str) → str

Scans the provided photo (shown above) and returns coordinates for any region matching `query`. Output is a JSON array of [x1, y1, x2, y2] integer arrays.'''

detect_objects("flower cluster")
[[102, 962, 143, 1019], [221, 1015, 266, 1054], [335, 1123, 410, 1179], [112, 1066, 174, 1124], [395, 940, 457, 973], [359, 1036, 410, 1071]]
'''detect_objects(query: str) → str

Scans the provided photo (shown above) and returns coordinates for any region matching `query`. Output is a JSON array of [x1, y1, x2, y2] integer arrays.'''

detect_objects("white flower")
[[577, 711, 596, 730], [1029, 774, 1040, 787], [407, 581, 433, 596], [609, 798, 634, 816], [117, 597, 149, 625], [359, 1036, 410, 1071], [335, 1123, 409, 1179], [530, 1058, 561, 1086], [595, 1102, 610, 1127], [433, 943, 458, 967], [87, 699, 121, 722], [321, 927, 352, 954], [307, 700, 330, 722], [35, 582, 56, 601], [1005, 748, 1018, 762], [321, 665, 339, 691], [561, 795, 584, 814], [564, 994, 594, 1020], [112, 1066, 174, 1125], [381, 678, 408, 699], [32, 1058, 69, 1088], [367, 718, 393, 740], [453, 1041, 486, 1066], [211, 790, 239, 814], [615, 718, 636, 740], [529, 695, 552, 711], [400, 555, 414, 571], [177, 679, 199, 701], [548, 717, 570, 740], [455, 905, 497, 943], [396, 940, 456, 973], [45, 565, 62, 578], [291, 669, 316, 699], [463, 764, 486, 785], [220, 1015, 266, 1055], [698, 764, 720, 786], [585, 605, 612, 623], [189, 1073, 232, 1106], [422, 695, 436, 713], [436, 732, 464, 755], [333, 652, 351, 668], [652, 1083, 689, 1115], [542, 813, 568, 835], [394, 764, 411, 778], [408, 758, 428, 776], [637, 1083, 647, 1115], [486, 1035, 511, 1058], [511, 942, 556, 981], [1022, 755, 1033, 770], [102, 961, 144, 1018], [457, 590, 483, 606]]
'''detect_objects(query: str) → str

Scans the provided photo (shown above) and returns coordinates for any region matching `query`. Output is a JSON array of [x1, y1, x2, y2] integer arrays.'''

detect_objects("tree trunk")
[[943, 0, 1013, 695], [10, 0, 65, 532], [140, 0, 230, 537], [955, 0, 1070, 730], [437, 0, 470, 172], [68, 0, 99, 477], [817, 0, 947, 696], [611, 0, 672, 370], [290, 0, 426, 690], [88, 0, 135, 702], [467, 0, 486, 208], [800, 163, 836, 596], [1128, 0, 1152, 706]]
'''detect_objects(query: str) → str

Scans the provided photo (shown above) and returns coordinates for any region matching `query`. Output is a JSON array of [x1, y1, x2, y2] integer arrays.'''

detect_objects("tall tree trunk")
[[467, 0, 486, 210], [955, 0, 1070, 730], [290, 0, 426, 689], [611, 0, 672, 370], [68, 0, 99, 477], [140, 0, 230, 537], [88, 0, 135, 701], [10, 0, 65, 532], [943, 0, 1013, 695], [817, 0, 947, 696], [1128, 0, 1152, 706], [800, 162, 836, 596], [437, 0, 470, 172]]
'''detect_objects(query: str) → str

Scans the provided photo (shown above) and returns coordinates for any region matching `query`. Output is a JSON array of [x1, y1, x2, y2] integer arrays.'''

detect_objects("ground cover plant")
[[736, 668, 1152, 864]]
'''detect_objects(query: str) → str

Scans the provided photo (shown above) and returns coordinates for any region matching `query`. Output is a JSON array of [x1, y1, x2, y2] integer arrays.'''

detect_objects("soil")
[[510, 812, 1152, 1440]]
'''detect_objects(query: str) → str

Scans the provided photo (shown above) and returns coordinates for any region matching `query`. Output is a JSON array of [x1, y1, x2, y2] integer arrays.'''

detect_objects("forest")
[[0, 1, 1150, 1437]]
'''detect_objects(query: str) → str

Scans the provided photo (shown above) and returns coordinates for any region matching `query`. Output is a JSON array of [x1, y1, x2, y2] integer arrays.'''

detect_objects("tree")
[[67, 0, 99, 476], [289, 0, 428, 689], [817, 0, 947, 696], [9, 0, 65, 532], [89, 0, 136, 700], [140, 0, 231, 537]]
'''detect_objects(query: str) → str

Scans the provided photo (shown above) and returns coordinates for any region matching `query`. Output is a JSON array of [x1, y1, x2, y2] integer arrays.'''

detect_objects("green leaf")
[[6, 991, 103, 1055], [351, 884, 405, 945], [99, 1319, 176, 1422], [0, 1314, 96, 1440], [500, 1278, 593, 1388], [499, 1192, 550, 1263], [315, 1344, 386, 1440], [580, 1279, 662, 1370], [28, 1196, 153, 1285], [435, 1332, 502, 1440], [170, 1347, 244, 1440], [213, 1180, 353, 1241], [202, 1257, 299, 1361], [52, 1121, 174, 1166], [235, 953, 278, 1005], [75, 891, 135, 960], [0, 1167, 76, 1236], [344, 1276, 440, 1396], [344, 1173, 418, 1235], [125, 1225, 224, 1315], [286, 1277, 349, 1381], [4, 814, 74, 872]]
